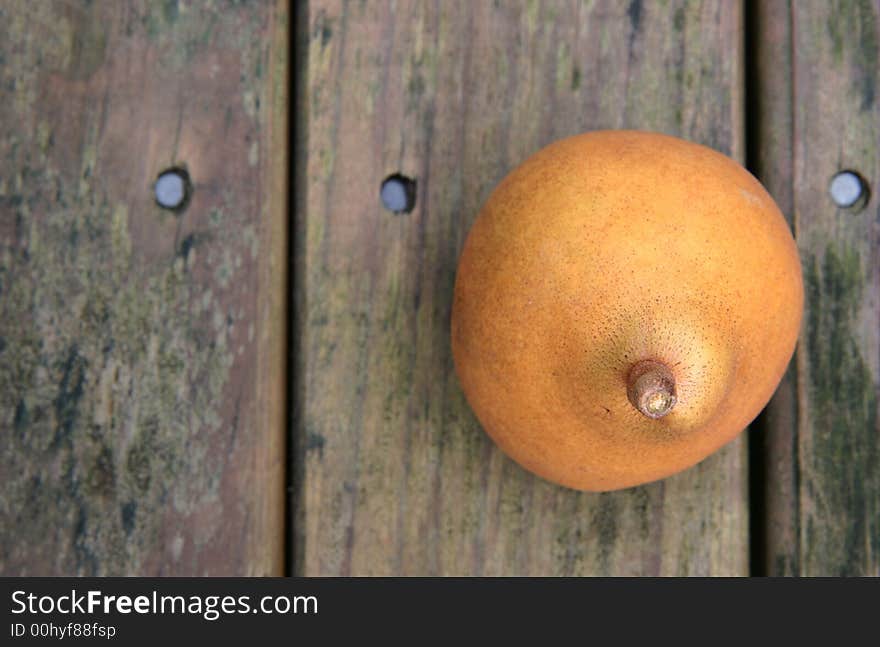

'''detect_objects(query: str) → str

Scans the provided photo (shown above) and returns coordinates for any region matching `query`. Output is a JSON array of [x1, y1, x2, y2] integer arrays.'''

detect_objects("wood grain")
[[0, 0, 288, 575], [756, 0, 880, 576], [294, 0, 748, 576], [749, 0, 800, 576]]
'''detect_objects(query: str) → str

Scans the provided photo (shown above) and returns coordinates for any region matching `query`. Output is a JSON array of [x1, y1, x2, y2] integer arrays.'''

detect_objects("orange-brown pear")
[[451, 130, 803, 492]]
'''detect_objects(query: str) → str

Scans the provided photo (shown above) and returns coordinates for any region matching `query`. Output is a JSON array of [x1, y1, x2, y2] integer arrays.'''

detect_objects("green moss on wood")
[[826, 0, 877, 110], [803, 247, 879, 575], [0, 0, 284, 575]]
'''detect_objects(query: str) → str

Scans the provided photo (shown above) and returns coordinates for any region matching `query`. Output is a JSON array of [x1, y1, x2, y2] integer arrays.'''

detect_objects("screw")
[[155, 168, 191, 211], [829, 171, 867, 209], [380, 174, 417, 213]]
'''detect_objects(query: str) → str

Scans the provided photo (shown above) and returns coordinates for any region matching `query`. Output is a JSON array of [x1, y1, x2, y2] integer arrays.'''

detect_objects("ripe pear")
[[451, 130, 803, 491]]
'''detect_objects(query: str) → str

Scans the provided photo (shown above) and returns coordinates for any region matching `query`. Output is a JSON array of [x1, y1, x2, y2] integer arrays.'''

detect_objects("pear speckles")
[[451, 130, 803, 491]]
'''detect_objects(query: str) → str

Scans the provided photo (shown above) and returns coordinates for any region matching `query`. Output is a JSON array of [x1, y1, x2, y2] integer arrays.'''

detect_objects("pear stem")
[[627, 360, 677, 419]]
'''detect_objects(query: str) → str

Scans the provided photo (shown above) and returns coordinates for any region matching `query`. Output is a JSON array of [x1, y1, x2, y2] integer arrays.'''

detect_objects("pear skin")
[[451, 130, 803, 492]]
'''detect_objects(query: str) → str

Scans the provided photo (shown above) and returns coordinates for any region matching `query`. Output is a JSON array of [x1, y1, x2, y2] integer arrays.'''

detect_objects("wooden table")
[[1, 1, 877, 576]]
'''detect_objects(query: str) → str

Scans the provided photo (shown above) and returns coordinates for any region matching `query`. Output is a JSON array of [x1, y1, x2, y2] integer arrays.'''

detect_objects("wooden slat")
[[294, 0, 747, 576], [749, 0, 800, 576], [0, 0, 288, 575], [757, 0, 880, 576]]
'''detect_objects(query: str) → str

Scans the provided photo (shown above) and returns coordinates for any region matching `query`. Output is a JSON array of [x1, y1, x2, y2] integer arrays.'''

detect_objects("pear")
[[451, 131, 803, 491]]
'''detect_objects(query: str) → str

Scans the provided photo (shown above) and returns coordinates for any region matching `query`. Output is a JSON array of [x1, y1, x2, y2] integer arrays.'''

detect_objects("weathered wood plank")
[[756, 0, 880, 576], [0, 0, 288, 575], [294, 0, 747, 576], [749, 0, 800, 576]]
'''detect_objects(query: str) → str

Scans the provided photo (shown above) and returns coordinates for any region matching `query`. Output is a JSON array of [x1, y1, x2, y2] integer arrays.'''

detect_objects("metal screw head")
[[155, 168, 191, 211], [829, 171, 866, 209], [380, 174, 417, 213]]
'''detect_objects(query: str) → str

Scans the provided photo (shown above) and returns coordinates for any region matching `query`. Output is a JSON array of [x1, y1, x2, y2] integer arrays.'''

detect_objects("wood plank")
[[756, 0, 880, 576], [0, 0, 288, 575], [294, 0, 747, 576], [749, 0, 800, 576]]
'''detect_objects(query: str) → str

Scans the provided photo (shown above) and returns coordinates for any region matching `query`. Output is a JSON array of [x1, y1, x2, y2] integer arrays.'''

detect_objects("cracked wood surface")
[[0, 0, 288, 575]]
